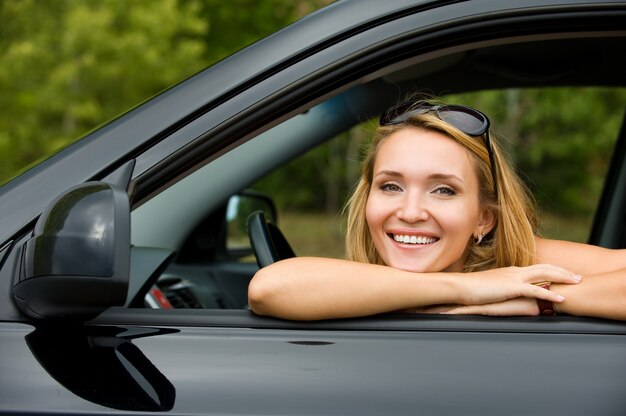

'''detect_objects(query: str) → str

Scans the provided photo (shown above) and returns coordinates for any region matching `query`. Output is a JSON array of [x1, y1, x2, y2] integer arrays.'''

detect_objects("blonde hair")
[[345, 103, 537, 272]]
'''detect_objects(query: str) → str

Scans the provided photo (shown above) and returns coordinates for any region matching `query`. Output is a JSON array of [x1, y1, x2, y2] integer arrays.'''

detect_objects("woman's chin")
[[387, 259, 437, 273], [382, 249, 464, 273]]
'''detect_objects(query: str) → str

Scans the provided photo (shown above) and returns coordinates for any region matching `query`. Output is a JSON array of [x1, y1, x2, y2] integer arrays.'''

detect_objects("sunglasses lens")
[[380, 104, 488, 136], [437, 107, 487, 136]]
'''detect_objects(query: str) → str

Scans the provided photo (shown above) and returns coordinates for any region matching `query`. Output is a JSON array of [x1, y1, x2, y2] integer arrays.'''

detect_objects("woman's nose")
[[396, 194, 429, 223]]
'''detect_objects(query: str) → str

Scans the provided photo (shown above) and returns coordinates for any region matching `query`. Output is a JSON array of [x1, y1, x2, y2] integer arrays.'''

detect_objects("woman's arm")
[[440, 271, 626, 320], [535, 237, 626, 275], [248, 257, 459, 320], [440, 238, 626, 319], [551, 271, 626, 319], [248, 256, 578, 320], [536, 237, 626, 319]]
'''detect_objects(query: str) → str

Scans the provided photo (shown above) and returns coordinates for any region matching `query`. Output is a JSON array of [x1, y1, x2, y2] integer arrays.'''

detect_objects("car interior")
[[125, 33, 626, 314]]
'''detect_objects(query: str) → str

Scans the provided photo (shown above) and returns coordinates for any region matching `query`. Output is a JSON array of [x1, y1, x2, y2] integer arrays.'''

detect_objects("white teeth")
[[393, 234, 437, 245]]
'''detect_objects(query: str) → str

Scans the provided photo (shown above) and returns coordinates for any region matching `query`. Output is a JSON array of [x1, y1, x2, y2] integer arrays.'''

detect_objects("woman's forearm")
[[535, 238, 626, 320], [247, 258, 576, 320], [247, 257, 460, 320], [551, 269, 626, 320]]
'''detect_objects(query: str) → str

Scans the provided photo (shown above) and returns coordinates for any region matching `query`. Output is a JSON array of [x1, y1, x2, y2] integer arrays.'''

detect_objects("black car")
[[2, 0, 626, 414]]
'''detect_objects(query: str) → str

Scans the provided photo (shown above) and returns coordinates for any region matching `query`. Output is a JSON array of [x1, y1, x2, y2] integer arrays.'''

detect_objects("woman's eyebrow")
[[373, 170, 403, 179], [374, 170, 464, 183], [428, 173, 464, 183]]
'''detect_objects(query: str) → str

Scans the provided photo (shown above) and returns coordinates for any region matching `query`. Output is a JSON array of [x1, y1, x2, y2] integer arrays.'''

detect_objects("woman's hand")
[[455, 263, 581, 307], [398, 264, 581, 316], [417, 297, 541, 316]]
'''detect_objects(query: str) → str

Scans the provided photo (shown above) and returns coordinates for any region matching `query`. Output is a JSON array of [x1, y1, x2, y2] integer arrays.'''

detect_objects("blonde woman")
[[248, 99, 626, 321]]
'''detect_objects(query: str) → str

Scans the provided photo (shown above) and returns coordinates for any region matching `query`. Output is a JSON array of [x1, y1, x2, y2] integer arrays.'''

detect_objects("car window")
[[129, 83, 625, 312], [127, 28, 626, 314]]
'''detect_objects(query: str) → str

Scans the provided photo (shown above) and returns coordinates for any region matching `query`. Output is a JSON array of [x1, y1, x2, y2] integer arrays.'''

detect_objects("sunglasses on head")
[[379, 102, 497, 190]]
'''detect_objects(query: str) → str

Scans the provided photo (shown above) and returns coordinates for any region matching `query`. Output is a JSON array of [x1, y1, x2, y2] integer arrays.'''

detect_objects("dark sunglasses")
[[379, 103, 497, 190]]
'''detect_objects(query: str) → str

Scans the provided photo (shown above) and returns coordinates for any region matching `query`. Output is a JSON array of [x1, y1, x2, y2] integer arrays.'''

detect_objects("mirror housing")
[[225, 190, 277, 258], [26, 325, 176, 411], [12, 182, 130, 320]]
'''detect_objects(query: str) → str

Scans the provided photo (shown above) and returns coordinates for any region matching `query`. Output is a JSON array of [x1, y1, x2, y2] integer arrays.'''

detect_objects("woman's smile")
[[389, 233, 439, 245]]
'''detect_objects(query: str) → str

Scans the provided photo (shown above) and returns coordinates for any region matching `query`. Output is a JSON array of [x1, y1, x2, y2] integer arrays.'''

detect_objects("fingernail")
[[572, 274, 582, 282], [556, 295, 565, 302]]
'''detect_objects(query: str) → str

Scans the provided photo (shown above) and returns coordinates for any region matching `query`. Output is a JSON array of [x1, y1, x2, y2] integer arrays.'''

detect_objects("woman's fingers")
[[522, 263, 582, 285], [516, 264, 581, 303], [461, 264, 582, 306], [441, 298, 539, 316], [524, 284, 565, 303], [412, 305, 456, 314]]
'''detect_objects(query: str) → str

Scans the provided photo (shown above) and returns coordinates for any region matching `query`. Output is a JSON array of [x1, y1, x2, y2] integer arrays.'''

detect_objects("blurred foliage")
[[0, 0, 331, 182]]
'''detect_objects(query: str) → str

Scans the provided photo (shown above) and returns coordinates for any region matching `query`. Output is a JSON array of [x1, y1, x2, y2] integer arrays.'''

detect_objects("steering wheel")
[[246, 211, 296, 268]]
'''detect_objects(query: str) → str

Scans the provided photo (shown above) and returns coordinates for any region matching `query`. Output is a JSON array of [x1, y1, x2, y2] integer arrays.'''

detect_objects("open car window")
[[126, 85, 626, 314], [119, 16, 626, 321]]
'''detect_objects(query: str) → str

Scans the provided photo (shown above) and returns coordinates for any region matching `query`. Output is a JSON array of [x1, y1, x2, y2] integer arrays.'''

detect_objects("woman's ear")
[[476, 207, 496, 237]]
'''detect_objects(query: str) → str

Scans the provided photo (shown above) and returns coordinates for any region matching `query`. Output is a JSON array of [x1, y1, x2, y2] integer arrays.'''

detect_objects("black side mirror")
[[12, 182, 130, 320]]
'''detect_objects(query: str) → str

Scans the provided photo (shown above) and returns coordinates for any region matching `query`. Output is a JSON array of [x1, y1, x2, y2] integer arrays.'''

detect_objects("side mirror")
[[12, 182, 130, 320], [225, 190, 277, 258]]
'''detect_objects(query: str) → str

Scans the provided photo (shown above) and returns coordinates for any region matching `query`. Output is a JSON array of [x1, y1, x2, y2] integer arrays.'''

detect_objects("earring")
[[475, 232, 484, 245]]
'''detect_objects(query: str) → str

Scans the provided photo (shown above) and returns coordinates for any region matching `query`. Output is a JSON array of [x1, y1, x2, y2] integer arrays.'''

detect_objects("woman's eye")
[[433, 186, 456, 195], [381, 183, 402, 192]]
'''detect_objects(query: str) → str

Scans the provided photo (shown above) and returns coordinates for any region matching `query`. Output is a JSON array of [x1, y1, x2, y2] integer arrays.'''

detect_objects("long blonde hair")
[[345, 102, 537, 272]]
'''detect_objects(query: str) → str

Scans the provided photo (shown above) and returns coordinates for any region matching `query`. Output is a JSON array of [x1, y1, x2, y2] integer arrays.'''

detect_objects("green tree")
[[0, 0, 331, 183], [0, 0, 208, 181], [196, 0, 329, 63]]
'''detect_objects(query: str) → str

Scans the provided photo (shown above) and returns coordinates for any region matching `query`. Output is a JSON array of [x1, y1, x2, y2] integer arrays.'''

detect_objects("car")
[[2, 0, 626, 414]]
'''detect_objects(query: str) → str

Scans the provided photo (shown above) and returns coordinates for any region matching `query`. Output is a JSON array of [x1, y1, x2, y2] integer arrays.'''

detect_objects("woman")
[[248, 99, 626, 321]]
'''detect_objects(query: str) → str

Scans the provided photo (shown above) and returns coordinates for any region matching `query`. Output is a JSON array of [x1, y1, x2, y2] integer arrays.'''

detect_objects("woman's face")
[[365, 127, 491, 273]]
